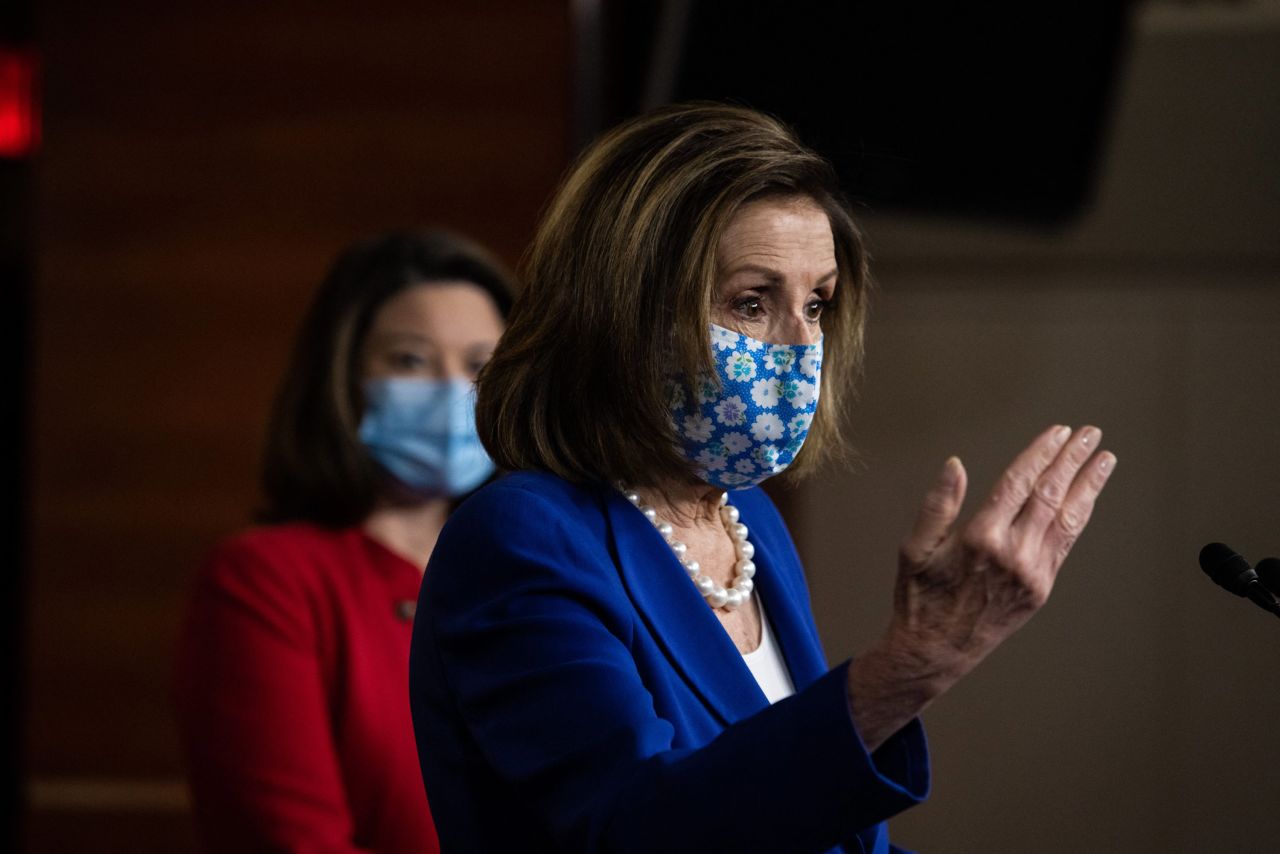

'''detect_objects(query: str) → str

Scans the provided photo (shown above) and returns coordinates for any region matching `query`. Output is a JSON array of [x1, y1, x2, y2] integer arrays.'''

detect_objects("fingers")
[[1011, 426, 1103, 538], [901, 456, 967, 566], [1038, 449, 1116, 570], [973, 424, 1072, 531]]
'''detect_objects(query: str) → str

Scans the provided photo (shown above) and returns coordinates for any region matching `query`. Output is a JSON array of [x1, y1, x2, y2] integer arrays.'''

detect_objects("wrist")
[[844, 631, 962, 752], [854, 632, 957, 708]]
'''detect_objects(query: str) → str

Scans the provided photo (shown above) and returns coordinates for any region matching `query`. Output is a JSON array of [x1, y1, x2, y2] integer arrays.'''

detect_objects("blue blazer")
[[410, 472, 929, 853]]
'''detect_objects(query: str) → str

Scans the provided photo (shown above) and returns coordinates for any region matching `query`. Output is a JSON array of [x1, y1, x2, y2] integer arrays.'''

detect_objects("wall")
[[22, 3, 569, 849], [791, 5, 1280, 851]]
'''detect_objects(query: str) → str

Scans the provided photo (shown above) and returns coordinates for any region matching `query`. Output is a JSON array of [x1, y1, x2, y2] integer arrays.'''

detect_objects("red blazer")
[[175, 523, 438, 853]]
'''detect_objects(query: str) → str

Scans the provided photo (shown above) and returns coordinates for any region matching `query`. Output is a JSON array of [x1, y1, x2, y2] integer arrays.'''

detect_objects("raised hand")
[[847, 426, 1116, 751]]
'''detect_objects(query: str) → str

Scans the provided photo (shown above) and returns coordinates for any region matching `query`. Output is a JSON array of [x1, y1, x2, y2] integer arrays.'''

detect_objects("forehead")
[[368, 281, 503, 338], [716, 197, 835, 269]]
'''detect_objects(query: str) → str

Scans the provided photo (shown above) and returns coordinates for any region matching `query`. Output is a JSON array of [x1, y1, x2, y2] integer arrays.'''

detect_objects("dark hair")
[[259, 229, 515, 526], [476, 103, 869, 489]]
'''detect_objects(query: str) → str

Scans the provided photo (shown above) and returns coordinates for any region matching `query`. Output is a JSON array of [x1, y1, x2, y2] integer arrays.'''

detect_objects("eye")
[[805, 298, 830, 322], [732, 296, 764, 319], [389, 351, 427, 371]]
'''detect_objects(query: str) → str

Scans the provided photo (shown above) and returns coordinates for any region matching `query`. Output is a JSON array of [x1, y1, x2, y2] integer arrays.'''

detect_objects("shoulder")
[[197, 523, 361, 600], [458, 470, 604, 510], [426, 472, 617, 600], [213, 521, 348, 554], [205, 522, 351, 568], [444, 471, 609, 543]]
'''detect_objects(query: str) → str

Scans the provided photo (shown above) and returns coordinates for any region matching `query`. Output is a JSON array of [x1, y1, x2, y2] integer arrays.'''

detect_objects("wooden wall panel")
[[24, 2, 570, 847]]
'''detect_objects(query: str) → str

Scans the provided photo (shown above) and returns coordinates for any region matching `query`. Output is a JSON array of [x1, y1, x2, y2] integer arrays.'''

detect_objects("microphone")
[[1198, 542, 1280, 620], [1257, 557, 1280, 596]]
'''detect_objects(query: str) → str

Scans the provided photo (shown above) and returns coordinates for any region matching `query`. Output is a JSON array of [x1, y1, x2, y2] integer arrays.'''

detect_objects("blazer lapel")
[[603, 489, 768, 726]]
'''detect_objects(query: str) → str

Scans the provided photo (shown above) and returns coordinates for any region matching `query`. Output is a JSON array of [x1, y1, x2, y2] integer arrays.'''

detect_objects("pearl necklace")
[[619, 486, 757, 611]]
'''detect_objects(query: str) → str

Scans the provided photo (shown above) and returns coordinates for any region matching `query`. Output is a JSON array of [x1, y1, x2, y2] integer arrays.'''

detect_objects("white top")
[[741, 601, 796, 704]]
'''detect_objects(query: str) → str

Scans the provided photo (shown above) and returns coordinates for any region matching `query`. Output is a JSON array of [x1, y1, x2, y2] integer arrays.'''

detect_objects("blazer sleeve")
[[415, 484, 928, 853], [173, 537, 369, 853]]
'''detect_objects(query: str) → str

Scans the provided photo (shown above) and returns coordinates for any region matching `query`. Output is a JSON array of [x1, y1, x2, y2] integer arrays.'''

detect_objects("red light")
[[0, 48, 39, 159]]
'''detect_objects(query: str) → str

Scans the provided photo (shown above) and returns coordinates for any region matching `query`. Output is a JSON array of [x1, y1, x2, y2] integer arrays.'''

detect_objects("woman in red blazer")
[[175, 230, 512, 852]]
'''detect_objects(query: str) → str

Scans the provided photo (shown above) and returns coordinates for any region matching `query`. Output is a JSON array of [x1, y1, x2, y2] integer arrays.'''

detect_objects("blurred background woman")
[[175, 230, 512, 852]]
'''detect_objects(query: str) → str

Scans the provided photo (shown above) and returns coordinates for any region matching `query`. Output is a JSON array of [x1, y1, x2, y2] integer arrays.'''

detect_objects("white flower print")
[[750, 412, 784, 442], [743, 335, 764, 352], [750, 378, 780, 409], [775, 378, 802, 408], [713, 395, 747, 426], [765, 345, 797, 375], [695, 448, 727, 471], [800, 350, 821, 378], [720, 472, 751, 486], [683, 414, 713, 442], [735, 458, 757, 475], [791, 378, 817, 410], [753, 444, 781, 471], [721, 431, 751, 456], [724, 351, 757, 383], [787, 412, 813, 438], [712, 325, 740, 351]]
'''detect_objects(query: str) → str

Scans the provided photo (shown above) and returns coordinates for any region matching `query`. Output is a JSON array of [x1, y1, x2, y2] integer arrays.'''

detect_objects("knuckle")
[[962, 525, 1001, 557], [1009, 553, 1037, 580], [1026, 583, 1051, 609], [1057, 506, 1083, 537], [1001, 469, 1035, 501], [1062, 439, 1087, 465], [1035, 477, 1065, 507], [920, 490, 952, 518], [1007, 561, 1050, 605]]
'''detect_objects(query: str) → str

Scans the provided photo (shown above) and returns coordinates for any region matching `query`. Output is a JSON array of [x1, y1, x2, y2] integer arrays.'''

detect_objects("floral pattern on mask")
[[669, 324, 822, 490]]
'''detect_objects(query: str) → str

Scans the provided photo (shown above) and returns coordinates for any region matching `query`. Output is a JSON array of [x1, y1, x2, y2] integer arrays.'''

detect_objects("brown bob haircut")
[[476, 103, 869, 489], [260, 229, 515, 526]]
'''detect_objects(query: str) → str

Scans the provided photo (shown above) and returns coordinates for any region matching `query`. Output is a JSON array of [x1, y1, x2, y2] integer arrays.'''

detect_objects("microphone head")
[[1256, 557, 1280, 595], [1199, 542, 1258, 597]]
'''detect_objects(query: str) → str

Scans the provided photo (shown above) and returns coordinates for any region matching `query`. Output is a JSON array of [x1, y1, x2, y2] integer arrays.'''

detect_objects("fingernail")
[[1053, 426, 1072, 445], [940, 456, 960, 488], [1099, 453, 1116, 474]]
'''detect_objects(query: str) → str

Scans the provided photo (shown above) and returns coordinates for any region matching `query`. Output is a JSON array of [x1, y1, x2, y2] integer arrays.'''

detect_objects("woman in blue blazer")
[[409, 104, 1117, 853]]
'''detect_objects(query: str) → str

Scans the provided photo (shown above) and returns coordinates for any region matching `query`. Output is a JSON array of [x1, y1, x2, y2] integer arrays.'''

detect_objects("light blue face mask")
[[358, 378, 495, 499], [668, 323, 823, 490]]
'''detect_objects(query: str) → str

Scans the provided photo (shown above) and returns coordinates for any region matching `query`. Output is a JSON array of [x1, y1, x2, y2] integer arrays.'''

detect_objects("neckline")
[[355, 527, 425, 577], [740, 596, 772, 658]]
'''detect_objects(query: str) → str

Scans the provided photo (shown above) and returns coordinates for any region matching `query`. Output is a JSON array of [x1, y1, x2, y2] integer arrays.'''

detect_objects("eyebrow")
[[372, 331, 438, 346], [722, 263, 839, 286]]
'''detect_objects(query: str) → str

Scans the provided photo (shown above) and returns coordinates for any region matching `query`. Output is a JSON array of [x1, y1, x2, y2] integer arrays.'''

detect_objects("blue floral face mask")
[[668, 323, 823, 490], [359, 378, 495, 499]]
